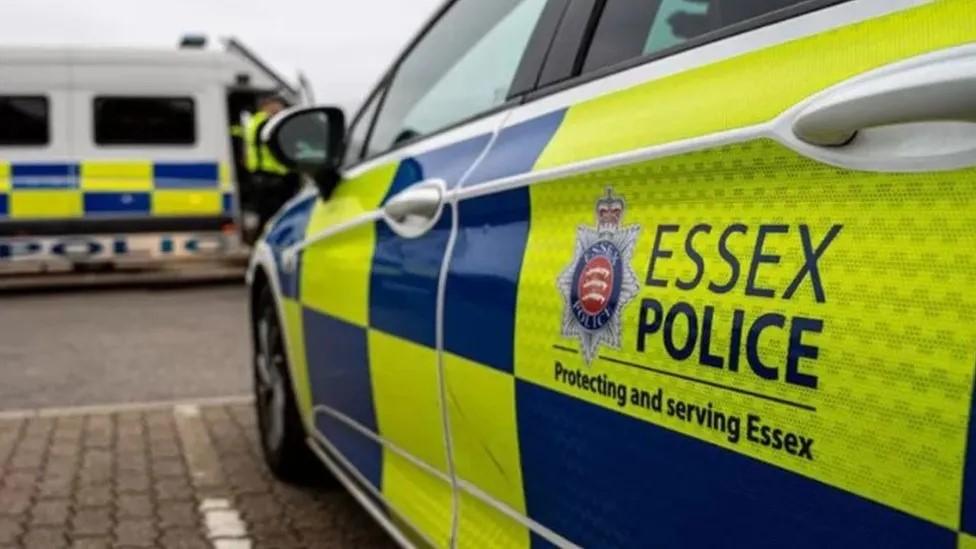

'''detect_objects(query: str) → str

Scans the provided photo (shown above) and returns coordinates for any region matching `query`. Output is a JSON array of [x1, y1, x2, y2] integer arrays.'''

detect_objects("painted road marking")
[[0, 394, 253, 420]]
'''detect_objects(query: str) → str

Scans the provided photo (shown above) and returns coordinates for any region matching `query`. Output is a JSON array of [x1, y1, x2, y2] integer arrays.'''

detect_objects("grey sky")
[[0, 0, 445, 113]]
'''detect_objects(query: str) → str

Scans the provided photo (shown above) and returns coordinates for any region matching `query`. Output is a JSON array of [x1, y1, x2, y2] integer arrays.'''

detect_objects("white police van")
[[0, 37, 308, 277]]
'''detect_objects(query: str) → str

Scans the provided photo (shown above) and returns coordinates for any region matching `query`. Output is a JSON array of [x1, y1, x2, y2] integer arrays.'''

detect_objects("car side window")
[[583, 0, 815, 73], [365, 0, 549, 158], [343, 88, 384, 167]]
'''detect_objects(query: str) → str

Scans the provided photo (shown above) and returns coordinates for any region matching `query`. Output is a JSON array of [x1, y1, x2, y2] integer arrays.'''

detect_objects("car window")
[[94, 96, 195, 146], [583, 0, 815, 73], [343, 88, 384, 167], [366, 0, 549, 157], [0, 96, 49, 146]]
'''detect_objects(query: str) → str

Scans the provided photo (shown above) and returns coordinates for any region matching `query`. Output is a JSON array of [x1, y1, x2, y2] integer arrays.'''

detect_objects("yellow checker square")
[[445, 352, 526, 513], [300, 162, 397, 327], [152, 190, 222, 216], [515, 139, 976, 529], [219, 162, 234, 191], [368, 329, 448, 473], [456, 491, 529, 549], [382, 449, 453, 548], [280, 298, 313, 423], [10, 190, 83, 219], [0, 161, 10, 191], [537, 0, 976, 169], [80, 161, 153, 191], [960, 533, 976, 549]]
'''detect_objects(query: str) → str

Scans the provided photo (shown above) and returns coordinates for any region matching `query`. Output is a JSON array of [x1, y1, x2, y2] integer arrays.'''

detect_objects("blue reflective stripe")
[[222, 193, 236, 215], [443, 111, 565, 372], [516, 381, 954, 548], [83, 192, 151, 214], [464, 110, 566, 187], [370, 135, 492, 348], [12, 163, 77, 189], [267, 194, 317, 300], [305, 308, 383, 489], [444, 188, 529, 373], [153, 163, 219, 188]]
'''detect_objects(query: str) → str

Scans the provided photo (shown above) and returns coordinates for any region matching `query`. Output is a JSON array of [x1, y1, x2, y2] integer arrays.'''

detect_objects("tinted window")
[[343, 88, 384, 167], [583, 0, 814, 73], [0, 96, 49, 146], [366, 0, 549, 157], [94, 97, 195, 145]]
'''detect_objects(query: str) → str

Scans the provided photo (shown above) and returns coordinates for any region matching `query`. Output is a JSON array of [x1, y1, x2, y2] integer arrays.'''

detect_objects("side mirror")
[[262, 106, 346, 199]]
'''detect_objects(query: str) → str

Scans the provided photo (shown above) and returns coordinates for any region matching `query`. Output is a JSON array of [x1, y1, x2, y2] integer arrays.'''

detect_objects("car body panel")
[[250, 0, 976, 546]]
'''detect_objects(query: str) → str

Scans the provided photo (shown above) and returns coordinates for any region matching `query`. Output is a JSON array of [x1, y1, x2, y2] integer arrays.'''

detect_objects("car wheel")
[[253, 284, 328, 485]]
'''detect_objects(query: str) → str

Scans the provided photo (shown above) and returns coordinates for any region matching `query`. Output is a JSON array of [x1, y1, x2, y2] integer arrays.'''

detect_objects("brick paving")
[[0, 403, 394, 548]]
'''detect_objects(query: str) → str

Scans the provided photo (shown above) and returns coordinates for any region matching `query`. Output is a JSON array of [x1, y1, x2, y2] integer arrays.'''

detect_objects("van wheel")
[[253, 285, 327, 485]]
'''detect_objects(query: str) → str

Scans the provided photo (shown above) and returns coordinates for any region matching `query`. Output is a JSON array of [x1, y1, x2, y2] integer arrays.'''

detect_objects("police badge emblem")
[[558, 188, 641, 364]]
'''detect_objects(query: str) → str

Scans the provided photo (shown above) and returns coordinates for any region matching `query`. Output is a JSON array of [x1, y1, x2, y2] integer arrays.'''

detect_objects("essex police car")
[[247, 0, 976, 547]]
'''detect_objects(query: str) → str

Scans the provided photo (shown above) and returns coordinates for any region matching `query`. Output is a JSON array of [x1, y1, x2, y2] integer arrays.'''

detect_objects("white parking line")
[[173, 404, 253, 548], [0, 394, 253, 420]]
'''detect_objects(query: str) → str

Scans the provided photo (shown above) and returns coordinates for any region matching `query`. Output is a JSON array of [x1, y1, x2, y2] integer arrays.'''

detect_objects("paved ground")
[[0, 402, 393, 548], [0, 284, 251, 411], [0, 283, 392, 548]]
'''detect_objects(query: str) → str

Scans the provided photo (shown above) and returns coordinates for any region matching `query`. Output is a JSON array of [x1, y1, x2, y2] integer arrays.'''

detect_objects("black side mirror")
[[262, 106, 346, 199]]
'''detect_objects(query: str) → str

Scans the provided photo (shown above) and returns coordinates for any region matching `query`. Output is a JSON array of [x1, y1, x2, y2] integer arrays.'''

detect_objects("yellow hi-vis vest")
[[244, 111, 289, 176]]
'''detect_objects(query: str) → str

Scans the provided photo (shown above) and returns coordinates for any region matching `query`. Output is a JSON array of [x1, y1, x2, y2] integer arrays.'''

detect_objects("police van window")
[[343, 88, 383, 167], [94, 97, 196, 145], [366, 0, 549, 157], [0, 96, 49, 146], [582, 0, 814, 74]]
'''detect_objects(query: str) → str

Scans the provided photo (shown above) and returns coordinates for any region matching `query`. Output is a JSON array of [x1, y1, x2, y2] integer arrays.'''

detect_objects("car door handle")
[[792, 50, 976, 147], [382, 179, 447, 238]]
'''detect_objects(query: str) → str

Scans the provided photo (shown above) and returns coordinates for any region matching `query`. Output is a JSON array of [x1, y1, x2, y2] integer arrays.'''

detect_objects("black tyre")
[[253, 284, 328, 485]]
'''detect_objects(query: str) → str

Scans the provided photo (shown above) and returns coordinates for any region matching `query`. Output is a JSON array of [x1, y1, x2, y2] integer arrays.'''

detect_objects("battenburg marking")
[[558, 188, 640, 364]]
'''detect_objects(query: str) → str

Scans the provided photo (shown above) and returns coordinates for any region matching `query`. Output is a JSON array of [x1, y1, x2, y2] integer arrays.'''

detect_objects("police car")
[[247, 0, 976, 547]]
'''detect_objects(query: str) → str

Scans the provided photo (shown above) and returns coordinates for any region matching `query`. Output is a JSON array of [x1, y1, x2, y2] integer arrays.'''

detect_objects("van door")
[[443, 0, 976, 547], [287, 0, 558, 545]]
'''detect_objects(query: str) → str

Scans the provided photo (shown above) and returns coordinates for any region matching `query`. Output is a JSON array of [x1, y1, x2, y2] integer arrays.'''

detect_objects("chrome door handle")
[[382, 179, 447, 238], [792, 50, 976, 146]]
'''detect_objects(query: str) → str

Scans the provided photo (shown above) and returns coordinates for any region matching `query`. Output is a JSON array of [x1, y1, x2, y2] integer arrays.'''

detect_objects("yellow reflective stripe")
[[0, 161, 10, 191], [281, 298, 314, 423], [369, 330, 448, 473], [457, 492, 530, 549], [152, 190, 222, 215], [382, 450, 453, 548], [537, 0, 976, 169], [219, 162, 234, 191], [301, 163, 398, 325], [446, 352, 530, 549], [10, 191, 83, 218], [445, 352, 526, 512], [80, 161, 153, 191]]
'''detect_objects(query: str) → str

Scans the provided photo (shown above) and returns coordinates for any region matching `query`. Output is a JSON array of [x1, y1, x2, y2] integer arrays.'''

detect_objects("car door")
[[442, 0, 976, 547], [282, 0, 561, 546]]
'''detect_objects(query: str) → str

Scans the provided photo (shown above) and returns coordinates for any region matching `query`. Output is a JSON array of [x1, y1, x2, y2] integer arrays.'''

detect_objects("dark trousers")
[[249, 172, 302, 229]]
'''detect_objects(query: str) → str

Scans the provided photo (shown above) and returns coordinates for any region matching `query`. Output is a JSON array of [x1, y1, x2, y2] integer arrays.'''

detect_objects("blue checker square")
[[153, 162, 219, 188], [515, 380, 953, 549], [83, 192, 151, 215], [12, 163, 77, 189], [444, 187, 530, 373], [303, 308, 382, 488], [0, 194, 7, 217]]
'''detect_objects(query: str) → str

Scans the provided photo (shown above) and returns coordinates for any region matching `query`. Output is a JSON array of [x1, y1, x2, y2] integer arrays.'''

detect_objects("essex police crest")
[[558, 188, 640, 364]]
